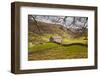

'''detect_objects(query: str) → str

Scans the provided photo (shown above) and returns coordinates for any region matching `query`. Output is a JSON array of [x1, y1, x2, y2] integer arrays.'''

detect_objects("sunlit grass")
[[62, 38, 87, 45], [28, 42, 87, 60], [28, 42, 59, 52]]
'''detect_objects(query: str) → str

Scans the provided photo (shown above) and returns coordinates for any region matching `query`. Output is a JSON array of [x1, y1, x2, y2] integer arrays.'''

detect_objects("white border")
[[20, 7, 95, 70]]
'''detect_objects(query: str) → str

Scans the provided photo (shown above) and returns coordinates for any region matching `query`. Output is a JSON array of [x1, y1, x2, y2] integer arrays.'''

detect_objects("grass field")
[[28, 42, 88, 60], [28, 21, 88, 60]]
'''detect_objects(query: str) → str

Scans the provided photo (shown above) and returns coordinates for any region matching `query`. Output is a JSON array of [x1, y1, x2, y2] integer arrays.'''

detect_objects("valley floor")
[[28, 42, 88, 60]]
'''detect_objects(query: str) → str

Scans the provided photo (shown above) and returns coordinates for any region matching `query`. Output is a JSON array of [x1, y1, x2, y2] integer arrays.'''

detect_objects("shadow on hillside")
[[53, 42, 88, 47]]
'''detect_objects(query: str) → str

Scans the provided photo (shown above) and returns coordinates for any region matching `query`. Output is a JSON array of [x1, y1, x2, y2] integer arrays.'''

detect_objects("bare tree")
[[28, 15, 42, 34]]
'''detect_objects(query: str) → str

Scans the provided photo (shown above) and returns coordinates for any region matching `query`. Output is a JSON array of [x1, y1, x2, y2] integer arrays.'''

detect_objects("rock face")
[[49, 36, 62, 43]]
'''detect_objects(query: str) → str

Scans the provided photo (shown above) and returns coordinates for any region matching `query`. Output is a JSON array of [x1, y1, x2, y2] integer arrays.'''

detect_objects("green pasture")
[[28, 42, 87, 60]]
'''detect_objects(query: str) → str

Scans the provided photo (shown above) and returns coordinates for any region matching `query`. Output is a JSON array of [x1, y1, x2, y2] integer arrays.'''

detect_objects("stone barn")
[[49, 36, 62, 43]]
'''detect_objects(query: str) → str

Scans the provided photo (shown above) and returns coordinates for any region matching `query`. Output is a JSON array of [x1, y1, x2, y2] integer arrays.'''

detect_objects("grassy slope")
[[28, 42, 87, 60], [62, 38, 87, 45], [28, 21, 88, 60]]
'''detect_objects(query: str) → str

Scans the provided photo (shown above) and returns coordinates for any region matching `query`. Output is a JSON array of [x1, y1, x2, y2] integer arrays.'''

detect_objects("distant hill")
[[28, 21, 66, 36], [28, 21, 87, 38]]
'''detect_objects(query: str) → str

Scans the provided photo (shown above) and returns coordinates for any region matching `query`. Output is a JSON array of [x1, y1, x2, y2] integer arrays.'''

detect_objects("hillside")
[[28, 21, 67, 45], [28, 21, 66, 36], [28, 20, 87, 44]]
